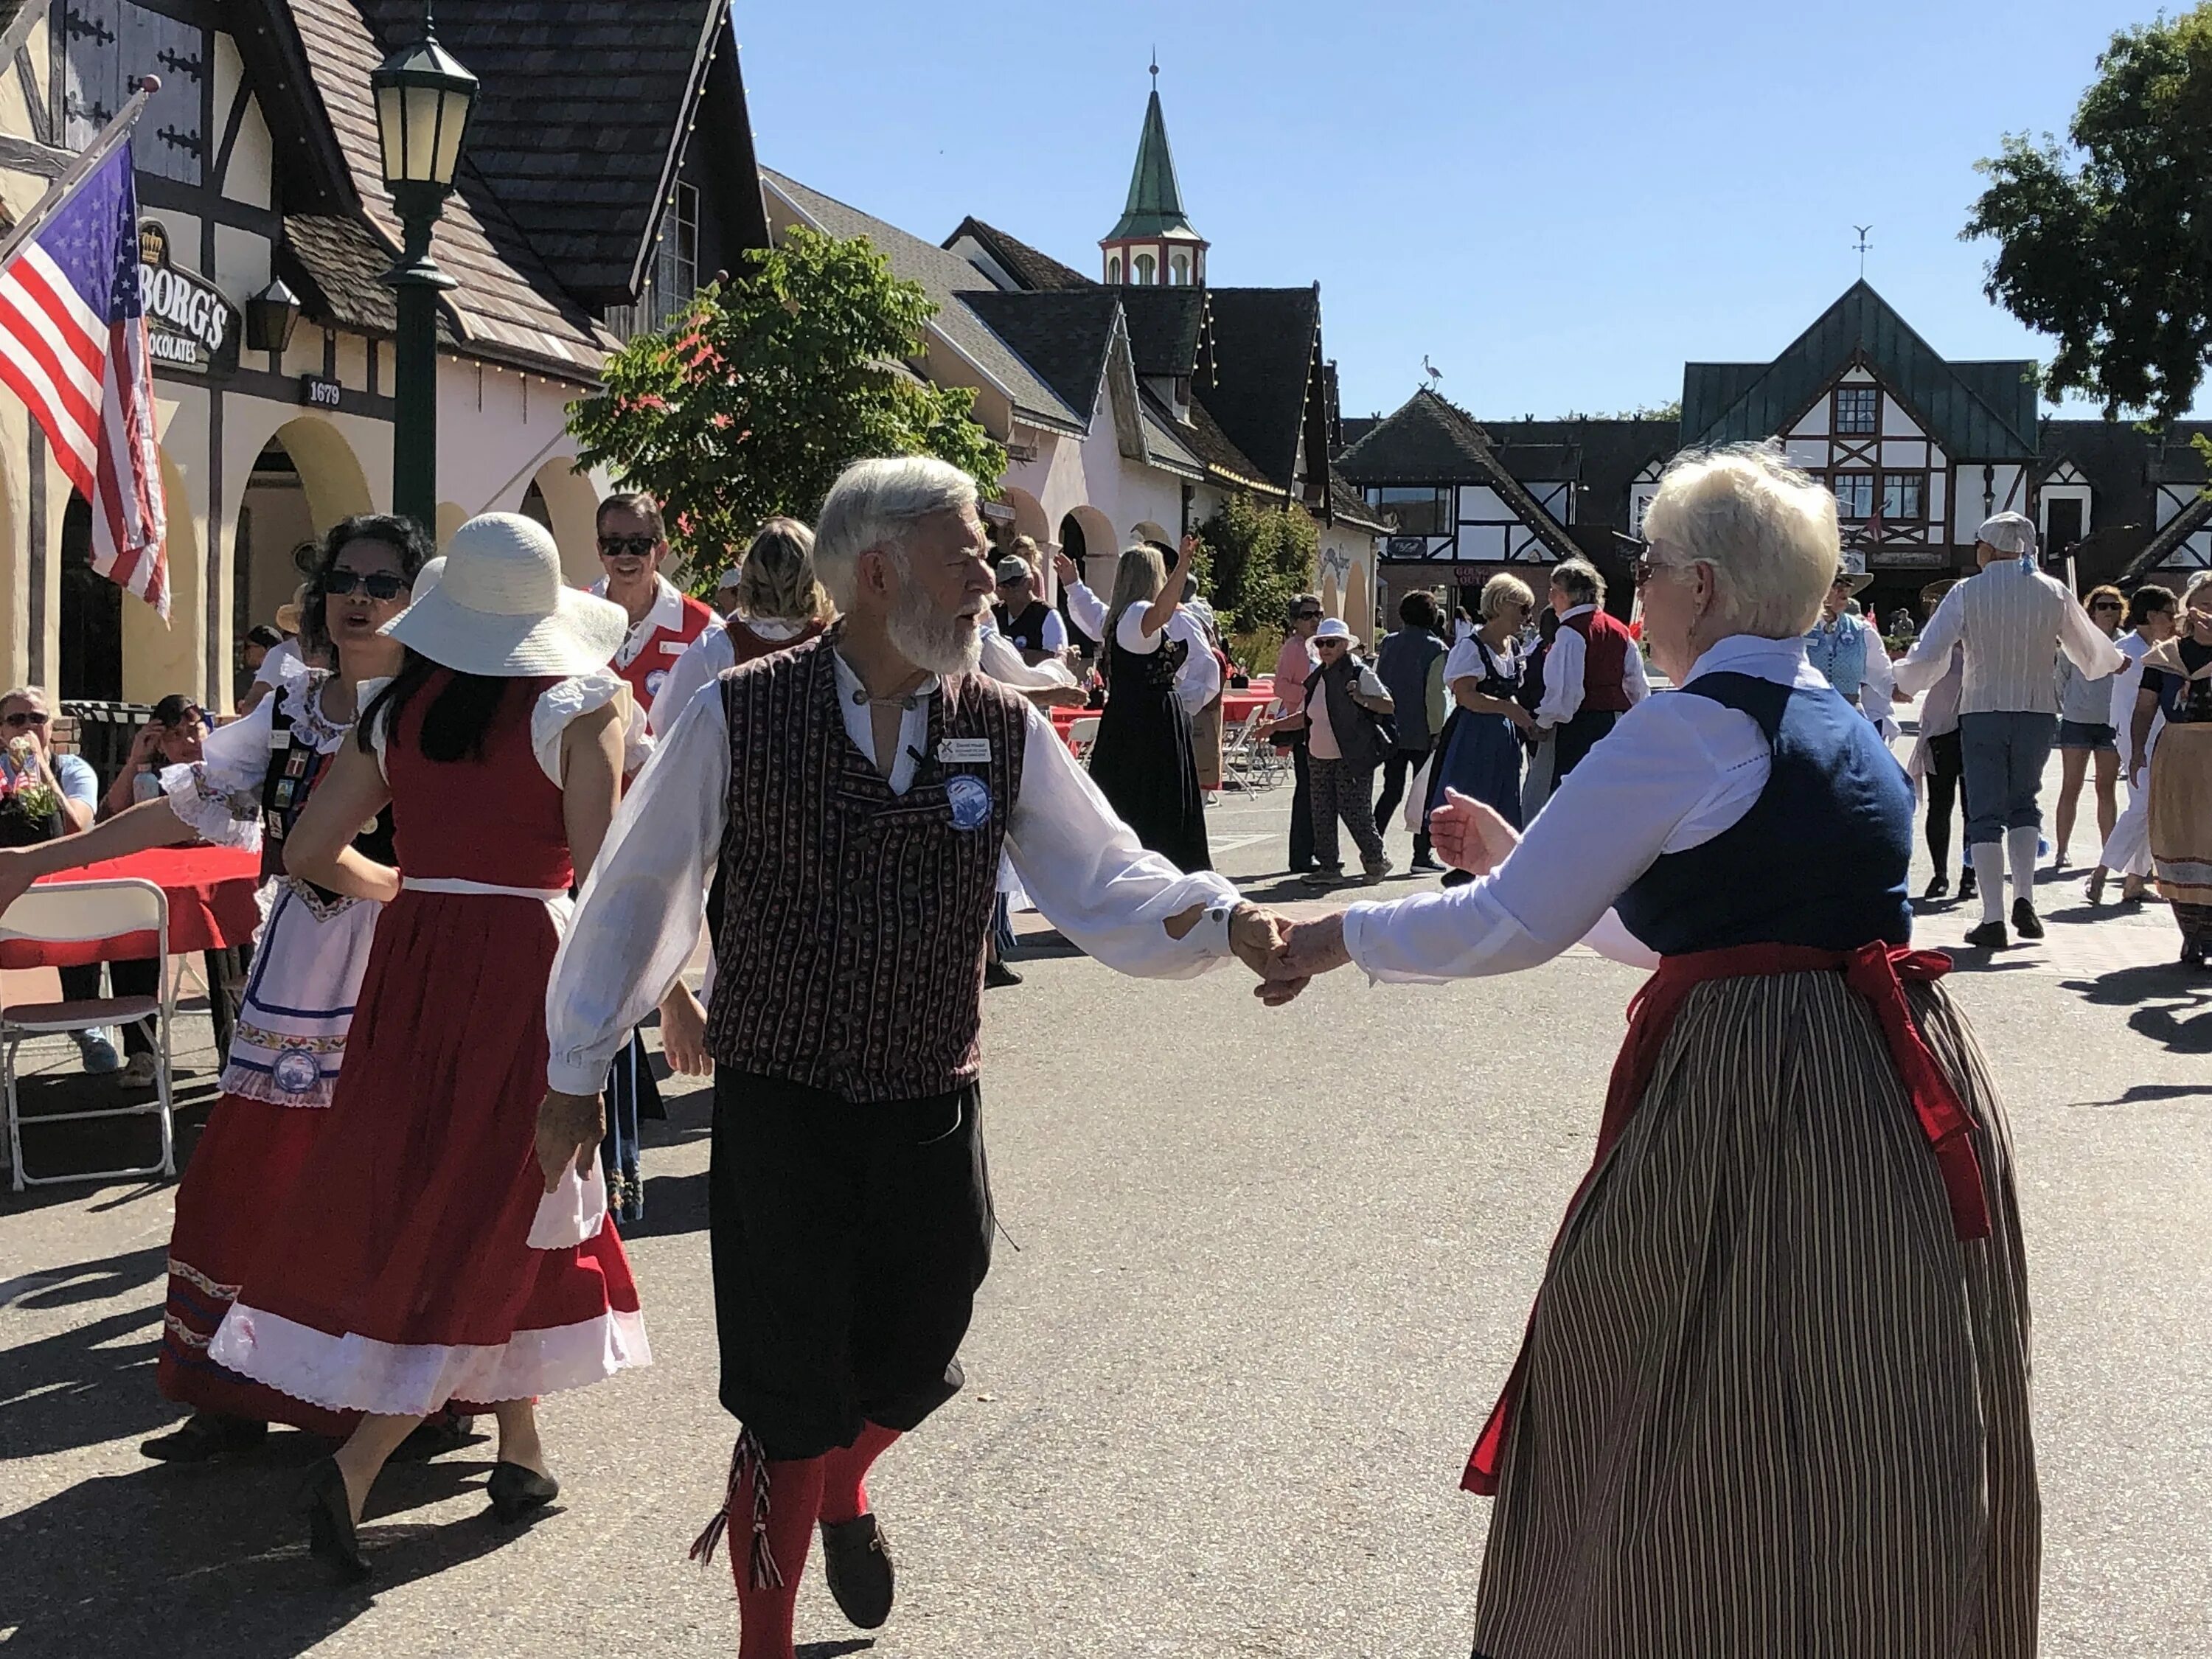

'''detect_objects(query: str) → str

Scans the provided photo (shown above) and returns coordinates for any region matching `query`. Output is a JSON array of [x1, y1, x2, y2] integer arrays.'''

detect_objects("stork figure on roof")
[[1423, 355, 1441, 388]]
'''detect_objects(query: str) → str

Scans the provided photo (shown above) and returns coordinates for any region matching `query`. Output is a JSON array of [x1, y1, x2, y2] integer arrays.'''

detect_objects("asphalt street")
[[3, 725, 2210, 1658]]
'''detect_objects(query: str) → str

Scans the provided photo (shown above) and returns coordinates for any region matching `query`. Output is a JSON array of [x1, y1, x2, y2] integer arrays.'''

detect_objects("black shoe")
[[486, 1461, 560, 1523], [388, 1410, 471, 1464], [1410, 854, 1442, 872], [141, 1412, 266, 1463], [1964, 919, 2009, 950], [1440, 868, 1475, 888], [2012, 898, 2045, 941], [984, 958, 1023, 990], [820, 1512, 896, 1630], [1921, 873, 1950, 901], [1958, 868, 1978, 902], [300, 1458, 369, 1583]]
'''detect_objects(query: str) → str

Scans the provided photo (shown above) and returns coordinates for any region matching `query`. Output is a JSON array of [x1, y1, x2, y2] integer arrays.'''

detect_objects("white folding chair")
[[1218, 711, 1262, 791], [1, 878, 176, 1191], [1067, 714, 1102, 765]]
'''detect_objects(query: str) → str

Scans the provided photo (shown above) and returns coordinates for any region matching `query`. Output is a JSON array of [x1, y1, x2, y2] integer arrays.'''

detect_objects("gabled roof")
[[762, 170, 1085, 435], [943, 216, 1093, 292], [1106, 85, 1200, 243], [956, 288, 1123, 424], [1118, 286, 1210, 378], [284, 0, 613, 375], [1680, 280, 2037, 460], [1336, 389, 1581, 561], [2121, 490, 2212, 582], [1201, 286, 1320, 491], [350, 0, 726, 308]]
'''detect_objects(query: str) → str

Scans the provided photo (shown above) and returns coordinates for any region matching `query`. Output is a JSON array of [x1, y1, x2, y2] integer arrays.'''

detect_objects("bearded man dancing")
[[538, 457, 1283, 1659]]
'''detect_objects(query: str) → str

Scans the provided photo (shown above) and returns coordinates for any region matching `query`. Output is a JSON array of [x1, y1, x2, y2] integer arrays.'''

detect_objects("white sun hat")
[[1312, 615, 1360, 646], [408, 555, 445, 604], [383, 513, 627, 678]]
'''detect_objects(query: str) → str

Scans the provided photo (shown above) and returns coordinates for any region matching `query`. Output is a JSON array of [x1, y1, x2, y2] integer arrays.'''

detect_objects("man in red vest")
[[591, 490, 721, 720], [1536, 557, 1648, 782]]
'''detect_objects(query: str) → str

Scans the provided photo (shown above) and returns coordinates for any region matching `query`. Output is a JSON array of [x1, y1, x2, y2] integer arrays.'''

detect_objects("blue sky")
[[737, 0, 2163, 423]]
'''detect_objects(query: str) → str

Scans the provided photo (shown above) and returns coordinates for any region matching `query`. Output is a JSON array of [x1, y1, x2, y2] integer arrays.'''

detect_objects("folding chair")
[[1067, 714, 1102, 765], [1, 878, 176, 1191], [1218, 710, 1262, 792]]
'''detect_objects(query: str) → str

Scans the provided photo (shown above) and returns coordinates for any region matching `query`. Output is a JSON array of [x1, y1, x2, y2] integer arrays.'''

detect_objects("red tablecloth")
[[0, 846, 262, 969], [1048, 688, 1276, 737]]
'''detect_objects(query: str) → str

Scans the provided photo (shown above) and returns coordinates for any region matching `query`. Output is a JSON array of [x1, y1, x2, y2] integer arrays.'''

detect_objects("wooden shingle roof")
[[351, 0, 724, 309], [943, 217, 1093, 293], [284, 0, 616, 377], [1200, 286, 1320, 492]]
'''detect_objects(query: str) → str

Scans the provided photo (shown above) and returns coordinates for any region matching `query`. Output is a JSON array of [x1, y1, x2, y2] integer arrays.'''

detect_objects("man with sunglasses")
[[591, 490, 721, 723], [990, 556, 1066, 667]]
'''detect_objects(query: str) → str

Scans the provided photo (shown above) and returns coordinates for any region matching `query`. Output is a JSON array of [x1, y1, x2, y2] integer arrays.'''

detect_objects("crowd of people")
[[0, 438, 2208, 1659]]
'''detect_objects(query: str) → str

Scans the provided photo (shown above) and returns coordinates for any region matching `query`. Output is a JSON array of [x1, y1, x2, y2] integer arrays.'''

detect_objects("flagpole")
[[0, 75, 159, 273]]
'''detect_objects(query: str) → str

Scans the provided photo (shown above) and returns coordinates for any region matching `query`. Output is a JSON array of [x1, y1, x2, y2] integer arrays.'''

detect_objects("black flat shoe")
[[1959, 869, 1978, 901], [300, 1458, 369, 1583], [141, 1412, 266, 1463], [983, 959, 1023, 990], [1964, 919, 2009, 950], [820, 1513, 896, 1630], [2012, 898, 2045, 941], [486, 1461, 559, 1523], [1921, 874, 1950, 901]]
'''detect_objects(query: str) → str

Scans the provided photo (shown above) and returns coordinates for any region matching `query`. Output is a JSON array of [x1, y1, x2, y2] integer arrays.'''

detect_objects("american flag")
[[0, 142, 168, 618]]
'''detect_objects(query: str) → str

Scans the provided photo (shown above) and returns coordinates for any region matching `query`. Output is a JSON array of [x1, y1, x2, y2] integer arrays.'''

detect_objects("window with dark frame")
[[1831, 472, 1875, 520], [605, 182, 702, 341], [1833, 386, 1879, 435], [1368, 486, 1449, 537], [1880, 473, 1924, 521]]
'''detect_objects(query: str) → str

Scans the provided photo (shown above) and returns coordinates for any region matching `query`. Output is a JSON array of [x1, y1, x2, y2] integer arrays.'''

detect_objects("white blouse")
[[1343, 634, 1826, 983], [159, 669, 352, 850], [542, 650, 1245, 1095]]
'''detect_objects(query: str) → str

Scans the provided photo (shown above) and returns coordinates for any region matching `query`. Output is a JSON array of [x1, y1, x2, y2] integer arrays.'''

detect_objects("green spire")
[[1107, 74, 1199, 242]]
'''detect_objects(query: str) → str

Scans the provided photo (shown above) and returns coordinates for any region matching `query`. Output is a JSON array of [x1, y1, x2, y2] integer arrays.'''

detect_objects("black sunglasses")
[[1294, 609, 1324, 620], [2091, 600, 2123, 611], [323, 569, 410, 602], [598, 535, 658, 558], [3, 709, 49, 727]]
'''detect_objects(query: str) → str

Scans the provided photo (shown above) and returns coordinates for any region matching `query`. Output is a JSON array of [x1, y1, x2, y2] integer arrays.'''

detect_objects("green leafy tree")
[[1964, 7, 2212, 421], [1192, 495, 1320, 667], [568, 226, 1005, 579]]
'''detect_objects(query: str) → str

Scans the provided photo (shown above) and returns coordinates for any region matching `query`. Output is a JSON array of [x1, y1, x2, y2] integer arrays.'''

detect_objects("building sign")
[[299, 375, 343, 410], [137, 220, 238, 376]]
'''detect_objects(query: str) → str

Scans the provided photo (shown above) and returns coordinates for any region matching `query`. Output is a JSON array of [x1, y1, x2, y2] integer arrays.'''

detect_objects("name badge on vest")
[[945, 773, 992, 831], [937, 737, 991, 764]]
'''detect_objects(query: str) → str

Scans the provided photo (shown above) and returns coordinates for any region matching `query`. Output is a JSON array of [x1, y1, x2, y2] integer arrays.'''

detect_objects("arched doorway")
[[57, 491, 116, 700], [999, 486, 1048, 546], [234, 417, 375, 684], [525, 454, 605, 586]]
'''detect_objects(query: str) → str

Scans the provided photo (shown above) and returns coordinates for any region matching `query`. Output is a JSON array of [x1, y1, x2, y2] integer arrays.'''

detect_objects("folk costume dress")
[[207, 669, 650, 1414], [1086, 605, 1211, 872], [1342, 634, 2036, 1659], [1427, 632, 1526, 831], [2141, 636, 2212, 956], [151, 665, 390, 1435]]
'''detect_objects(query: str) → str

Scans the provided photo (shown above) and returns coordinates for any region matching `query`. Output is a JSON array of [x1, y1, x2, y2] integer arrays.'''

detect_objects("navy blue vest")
[[1613, 672, 1913, 956]]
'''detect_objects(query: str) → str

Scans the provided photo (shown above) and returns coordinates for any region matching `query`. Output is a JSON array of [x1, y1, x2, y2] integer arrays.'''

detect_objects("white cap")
[[1975, 512, 2037, 557]]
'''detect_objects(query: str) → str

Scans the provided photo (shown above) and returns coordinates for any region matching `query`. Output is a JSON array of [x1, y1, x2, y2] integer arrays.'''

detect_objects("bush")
[[1192, 496, 1318, 640]]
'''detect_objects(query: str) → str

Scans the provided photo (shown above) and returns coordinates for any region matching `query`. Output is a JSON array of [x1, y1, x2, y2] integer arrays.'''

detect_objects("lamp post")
[[372, 1, 478, 538]]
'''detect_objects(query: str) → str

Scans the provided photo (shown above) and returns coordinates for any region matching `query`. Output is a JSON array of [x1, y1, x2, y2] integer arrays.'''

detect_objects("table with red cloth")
[[0, 845, 262, 1057], [1048, 687, 1276, 748]]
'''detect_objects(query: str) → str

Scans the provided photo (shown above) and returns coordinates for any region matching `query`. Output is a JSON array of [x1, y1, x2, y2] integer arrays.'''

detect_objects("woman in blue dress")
[[1427, 574, 1539, 883]]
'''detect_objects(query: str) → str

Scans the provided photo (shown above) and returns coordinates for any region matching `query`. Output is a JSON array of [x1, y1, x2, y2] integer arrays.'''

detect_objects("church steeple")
[[1102, 59, 1207, 288]]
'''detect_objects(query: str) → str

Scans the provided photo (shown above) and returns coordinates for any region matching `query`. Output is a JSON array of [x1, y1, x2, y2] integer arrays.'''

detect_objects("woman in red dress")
[[207, 513, 651, 1581]]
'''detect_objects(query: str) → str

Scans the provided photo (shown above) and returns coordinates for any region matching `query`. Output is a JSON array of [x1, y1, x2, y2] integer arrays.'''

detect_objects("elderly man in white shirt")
[[1895, 511, 2126, 947]]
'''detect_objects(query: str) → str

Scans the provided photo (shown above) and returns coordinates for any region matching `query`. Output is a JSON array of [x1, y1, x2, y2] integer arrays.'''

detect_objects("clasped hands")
[[1221, 787, 1520, 1007]]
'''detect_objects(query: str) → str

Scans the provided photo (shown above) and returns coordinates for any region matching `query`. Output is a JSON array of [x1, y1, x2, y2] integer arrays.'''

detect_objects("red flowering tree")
[[567, 226, 1005, 580]]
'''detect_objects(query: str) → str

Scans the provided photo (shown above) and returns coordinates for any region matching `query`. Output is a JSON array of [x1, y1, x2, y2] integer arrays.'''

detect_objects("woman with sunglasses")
[[0, 515, 434, 1461], [2051, 584, 2127, 872]]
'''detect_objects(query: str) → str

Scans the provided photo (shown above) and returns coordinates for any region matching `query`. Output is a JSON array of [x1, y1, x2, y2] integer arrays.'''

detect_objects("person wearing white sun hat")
[[204, 512, 655, 1584], [1297, 614, 1398, 885]]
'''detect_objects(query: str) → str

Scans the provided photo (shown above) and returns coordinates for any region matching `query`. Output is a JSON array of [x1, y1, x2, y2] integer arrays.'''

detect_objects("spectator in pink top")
[[1270, 594, 1324, 872]]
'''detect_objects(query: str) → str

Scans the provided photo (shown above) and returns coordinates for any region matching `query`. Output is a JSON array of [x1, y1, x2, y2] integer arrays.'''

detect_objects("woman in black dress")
[[1085, 543, 1211, 871]]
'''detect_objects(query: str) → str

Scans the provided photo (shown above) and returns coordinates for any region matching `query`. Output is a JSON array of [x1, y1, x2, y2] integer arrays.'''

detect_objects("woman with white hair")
[[1083, 543, 1211, 871], [1424, 571, 1537, 885], [1261, 445, 2034, 1658]]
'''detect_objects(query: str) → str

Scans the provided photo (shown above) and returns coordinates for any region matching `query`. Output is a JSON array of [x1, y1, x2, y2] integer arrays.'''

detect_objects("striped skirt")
[[1472, 969, 2037, 1659], [2149, 721, 2212, 944]]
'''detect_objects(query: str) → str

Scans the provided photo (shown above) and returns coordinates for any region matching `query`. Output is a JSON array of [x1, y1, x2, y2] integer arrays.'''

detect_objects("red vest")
[[613, 588, 718, 709], [1565, 608, 1634, 714]]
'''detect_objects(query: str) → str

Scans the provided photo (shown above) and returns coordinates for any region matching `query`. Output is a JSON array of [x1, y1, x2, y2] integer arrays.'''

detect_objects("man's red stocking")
[[820, 1420, 901, 1526], [692, 1436, 827, 1659]]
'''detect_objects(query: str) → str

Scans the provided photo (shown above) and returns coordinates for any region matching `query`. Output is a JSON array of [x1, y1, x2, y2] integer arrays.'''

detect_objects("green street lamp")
[[372, 1, 478, 538]]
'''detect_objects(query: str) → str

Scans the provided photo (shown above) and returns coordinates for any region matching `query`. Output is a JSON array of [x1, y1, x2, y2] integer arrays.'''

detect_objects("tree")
[[1192, 494, 1319, 652], [1964, 7, 2212, 421], [567, 226, 1005, 576]]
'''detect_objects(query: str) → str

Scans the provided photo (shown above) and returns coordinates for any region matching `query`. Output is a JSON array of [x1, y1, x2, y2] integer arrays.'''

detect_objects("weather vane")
[[1853, 224, 1874, 279], [1150, 47, 1158, 88]]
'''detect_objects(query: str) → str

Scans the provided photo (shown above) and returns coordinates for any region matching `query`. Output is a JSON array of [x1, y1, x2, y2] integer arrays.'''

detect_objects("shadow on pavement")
[[2070, 1082, 2212, 1109], [796, 1643, 875, 1658], [0, 1453, 525, 1658], [0, 1247, 174, 1460], [2062, 963, 2212, 1052]]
